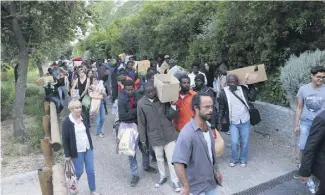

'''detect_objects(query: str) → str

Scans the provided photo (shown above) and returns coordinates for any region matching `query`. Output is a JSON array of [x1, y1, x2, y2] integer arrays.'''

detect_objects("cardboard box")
[[154, 74, 180, 103], [228, 64, 267, 85], [36, 75, 54, 86], [136, 60, 150, 73]]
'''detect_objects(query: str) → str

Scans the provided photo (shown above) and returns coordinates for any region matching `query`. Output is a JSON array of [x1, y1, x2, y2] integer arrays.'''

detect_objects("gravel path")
[[1, 106, 309, 195]]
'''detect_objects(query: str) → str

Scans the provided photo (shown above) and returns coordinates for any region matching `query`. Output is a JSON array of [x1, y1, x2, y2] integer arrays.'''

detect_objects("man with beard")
[[173, 75, 197, 132], [172, 93, 223, 195], [218, 74, 257, 168], [193, 73, 217, 130], [118, 80, 157, 187], [137, 82, 181, 192]]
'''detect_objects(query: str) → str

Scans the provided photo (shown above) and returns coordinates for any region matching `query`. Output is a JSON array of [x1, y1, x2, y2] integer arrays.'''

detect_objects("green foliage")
[[1, 69, 43, 120], [73, 1, 325, 105], [280, 49, 325, 107], [258, 71, 289, 107]]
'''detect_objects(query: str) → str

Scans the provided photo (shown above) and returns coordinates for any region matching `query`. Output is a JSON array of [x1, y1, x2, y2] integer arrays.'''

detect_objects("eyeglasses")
[[315, 75, 325, 79]]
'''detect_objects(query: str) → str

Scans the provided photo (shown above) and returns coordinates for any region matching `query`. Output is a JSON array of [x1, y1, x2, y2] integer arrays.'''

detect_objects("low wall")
[[253, 101, 296, 145]]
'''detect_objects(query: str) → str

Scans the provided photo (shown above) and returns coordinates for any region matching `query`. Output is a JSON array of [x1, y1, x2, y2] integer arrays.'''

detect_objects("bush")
[[1, 81, 14, 120], [280, 49, 325, 109], [257, 71, 289, 107]]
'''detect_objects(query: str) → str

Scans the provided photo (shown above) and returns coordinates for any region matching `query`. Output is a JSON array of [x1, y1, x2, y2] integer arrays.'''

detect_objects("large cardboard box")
[[154, 74, 180, 103], [136, 60, 150, 73], [36, 75, 54, 86], [228, 64, 267, 85]]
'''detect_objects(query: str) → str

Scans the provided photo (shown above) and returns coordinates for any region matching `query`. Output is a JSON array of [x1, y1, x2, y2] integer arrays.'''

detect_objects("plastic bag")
[[64, 160, 78, 195], [117, 123, 139, 156]]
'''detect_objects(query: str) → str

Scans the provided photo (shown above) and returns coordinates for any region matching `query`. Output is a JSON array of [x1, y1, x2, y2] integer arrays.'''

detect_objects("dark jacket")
[[299, 111, 325, 180], [62, 115, 93, 158], [137, 96, 178, 146], [193, 85, 217, 129], [118, 90, 142, 124], [218, 85, 257, 126]]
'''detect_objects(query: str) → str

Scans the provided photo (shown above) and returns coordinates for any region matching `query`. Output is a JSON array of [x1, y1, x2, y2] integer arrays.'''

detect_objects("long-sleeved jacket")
[[118, 90, 142, 124], [218, 85, 257, 126], [299, 110, 325, 181], [62, 115, 93, 158], [137, 96, 178, 146]]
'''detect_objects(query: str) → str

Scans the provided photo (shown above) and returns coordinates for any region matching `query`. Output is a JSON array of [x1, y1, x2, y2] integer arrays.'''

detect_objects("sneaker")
[[144, 166, 157, 173], [155, 177, 167, 188], [97, 133, 104, 138], [130, 176, 140, 187], [229, 161, 236, 167], [173, 182, 181, 192], [90, 192, 101, 195], [226, 131, 230, 135], [240, 162, 247, 168]]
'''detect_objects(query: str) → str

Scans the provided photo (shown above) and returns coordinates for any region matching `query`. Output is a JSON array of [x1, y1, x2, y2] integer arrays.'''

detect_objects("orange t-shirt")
[[173, 90, 197, 131]]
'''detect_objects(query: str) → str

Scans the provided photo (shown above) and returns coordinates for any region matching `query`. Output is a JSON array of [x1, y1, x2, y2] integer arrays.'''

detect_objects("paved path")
[[1, 107, 311, 195]]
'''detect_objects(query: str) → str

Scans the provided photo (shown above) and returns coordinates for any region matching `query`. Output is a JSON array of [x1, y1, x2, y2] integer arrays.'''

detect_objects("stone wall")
[[253, 101, 296, 145]]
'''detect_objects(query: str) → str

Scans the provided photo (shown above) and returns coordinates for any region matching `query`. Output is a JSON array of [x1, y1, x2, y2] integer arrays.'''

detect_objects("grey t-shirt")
[[297, 83, 325, 121]]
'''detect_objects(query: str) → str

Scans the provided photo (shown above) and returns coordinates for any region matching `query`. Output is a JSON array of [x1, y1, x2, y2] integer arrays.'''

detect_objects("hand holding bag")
[[64, 159, 78, 195]]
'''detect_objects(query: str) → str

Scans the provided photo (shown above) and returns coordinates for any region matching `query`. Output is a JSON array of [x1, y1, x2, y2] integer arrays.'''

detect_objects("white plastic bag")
[[117, 123, 139, 157], [65, 160, 78, 195]]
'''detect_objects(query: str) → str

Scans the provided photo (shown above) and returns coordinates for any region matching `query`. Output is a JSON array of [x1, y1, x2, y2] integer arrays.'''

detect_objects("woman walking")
[[88, 76, 106, 138], [62, 100, 100, 195]]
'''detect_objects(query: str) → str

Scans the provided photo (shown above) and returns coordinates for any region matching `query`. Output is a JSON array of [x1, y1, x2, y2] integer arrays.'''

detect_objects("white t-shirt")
[[203, 130, 213, 163]]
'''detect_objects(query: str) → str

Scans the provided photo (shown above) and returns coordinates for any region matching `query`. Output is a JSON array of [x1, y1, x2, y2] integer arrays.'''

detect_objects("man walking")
[[188, 63, 207, 89], [118, 80, 157, 187], [299, 110, 325, 195], [137, 82, 181, 192], [218, 74, 257, 168], [172, 92, 223, 195], [173, 75, 197, 131]]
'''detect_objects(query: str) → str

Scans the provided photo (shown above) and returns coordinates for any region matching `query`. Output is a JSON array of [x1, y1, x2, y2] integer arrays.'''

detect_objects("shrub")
[[1, 81, 14, 120], [280, 49, 325, 109], [257, 71, 289, 107]]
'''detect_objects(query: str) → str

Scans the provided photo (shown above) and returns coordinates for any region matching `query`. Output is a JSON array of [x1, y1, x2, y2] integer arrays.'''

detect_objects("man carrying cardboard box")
[[173, 75, 197, 131]]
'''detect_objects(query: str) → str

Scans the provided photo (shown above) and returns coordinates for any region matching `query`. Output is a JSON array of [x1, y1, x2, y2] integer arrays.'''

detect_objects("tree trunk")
[[10, 2, 29, 141], [37, 61, 44, 77]]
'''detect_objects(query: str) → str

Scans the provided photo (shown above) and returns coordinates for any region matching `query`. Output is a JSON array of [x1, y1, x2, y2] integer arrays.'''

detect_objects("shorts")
[[298, 119, 313, 150]]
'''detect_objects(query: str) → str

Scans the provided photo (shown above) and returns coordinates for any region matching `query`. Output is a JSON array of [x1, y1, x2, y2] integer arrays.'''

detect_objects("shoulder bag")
[[230, 90, 261, 126]]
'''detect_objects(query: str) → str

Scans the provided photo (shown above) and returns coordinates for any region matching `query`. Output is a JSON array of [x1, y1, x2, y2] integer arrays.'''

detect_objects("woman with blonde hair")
[[62, 100, 100, 195]]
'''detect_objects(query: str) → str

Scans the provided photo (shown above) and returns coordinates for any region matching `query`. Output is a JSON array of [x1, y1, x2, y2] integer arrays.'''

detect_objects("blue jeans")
[[72, 149, 96, 192], [191, 187, 218, 195], [96, 102, 105, 134], [298, 119, 312, 150], [128, 152, 150, 177], [230, 120, 251, 163]]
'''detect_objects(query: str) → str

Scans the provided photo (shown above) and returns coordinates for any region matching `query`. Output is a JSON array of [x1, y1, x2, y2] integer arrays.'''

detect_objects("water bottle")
[[306, 177, 316, 194]]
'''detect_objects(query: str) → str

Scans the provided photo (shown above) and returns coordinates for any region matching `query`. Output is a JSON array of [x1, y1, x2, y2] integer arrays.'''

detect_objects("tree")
[[1, 1, 90, 141]]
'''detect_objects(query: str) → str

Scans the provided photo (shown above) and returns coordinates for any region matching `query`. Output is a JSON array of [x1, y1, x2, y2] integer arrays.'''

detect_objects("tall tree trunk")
[[10, 2, 28, 141], [37, 60, 44, 77]]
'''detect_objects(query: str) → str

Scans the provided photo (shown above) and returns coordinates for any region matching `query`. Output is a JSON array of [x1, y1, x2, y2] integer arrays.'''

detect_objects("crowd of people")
[[45, 54, 325, 195]]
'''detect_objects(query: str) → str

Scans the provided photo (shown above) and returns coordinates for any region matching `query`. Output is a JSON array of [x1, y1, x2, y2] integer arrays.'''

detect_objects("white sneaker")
[[229, 162, 236, 167], [90, 192, 101, 195], [97, 133, 104, 138]]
